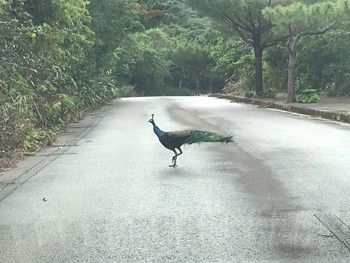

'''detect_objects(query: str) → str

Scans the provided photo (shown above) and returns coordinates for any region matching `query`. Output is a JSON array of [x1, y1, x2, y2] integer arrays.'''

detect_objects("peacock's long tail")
[[185, 130, 233, 145]]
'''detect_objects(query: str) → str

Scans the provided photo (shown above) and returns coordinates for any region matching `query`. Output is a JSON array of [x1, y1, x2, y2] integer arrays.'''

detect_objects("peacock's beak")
[[148, 114, 154, 123]]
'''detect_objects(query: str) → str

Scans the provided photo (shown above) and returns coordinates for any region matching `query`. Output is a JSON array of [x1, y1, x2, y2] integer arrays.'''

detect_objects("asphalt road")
[[1, 96, 350, 262]]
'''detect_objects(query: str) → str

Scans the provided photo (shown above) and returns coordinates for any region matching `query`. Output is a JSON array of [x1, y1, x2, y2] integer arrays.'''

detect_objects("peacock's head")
[[148, 114, 155, 124]]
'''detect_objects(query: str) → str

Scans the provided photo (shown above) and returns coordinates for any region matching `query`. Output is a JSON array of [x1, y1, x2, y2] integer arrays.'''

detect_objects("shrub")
[[298, 88, 320, 103], [262, 88, 276, 98], [116, 85, 137, 97], [244, 90, 255, 98]]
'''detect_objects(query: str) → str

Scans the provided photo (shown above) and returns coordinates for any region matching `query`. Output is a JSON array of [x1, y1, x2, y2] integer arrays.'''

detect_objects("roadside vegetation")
[[1, 0, 350, 171]]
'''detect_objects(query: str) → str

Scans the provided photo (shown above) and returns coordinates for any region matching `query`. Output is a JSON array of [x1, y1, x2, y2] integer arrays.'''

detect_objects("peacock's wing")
[[184, 130, 233, 145], [159, 130, 192, 150]]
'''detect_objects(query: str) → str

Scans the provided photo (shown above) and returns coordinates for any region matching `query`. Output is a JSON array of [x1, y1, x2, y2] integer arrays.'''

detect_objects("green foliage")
[[136, 0, 201, 33], [262, 88, 277, 98], [165, 22, 224, 94], [323, 82, 350, 96], [152, 86, 194, 96], [22, 128, 56, 151], [224, 41, 278, 98], [1, 0, 350, 158], [0, 0, 116, 153], [263, 0, 350, 101], [263, 1, 338, 36], [263, 44, 288, 91], [187, 0, 288, 95], [298, 88, 320, 103], [116, 85, 137, 98], [187, 0, 276, 43], [111, 28, 172, 95], [89, 0, 143, 56], [244, 90, 255, 98], [219, 39, 256, 95], [170, 42, 212, 72], [297, 31, 350, 96], [169, 41, 213, 94]]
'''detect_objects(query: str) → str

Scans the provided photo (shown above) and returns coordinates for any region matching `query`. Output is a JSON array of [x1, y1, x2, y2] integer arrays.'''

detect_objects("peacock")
[[148, 114, 233, 167]]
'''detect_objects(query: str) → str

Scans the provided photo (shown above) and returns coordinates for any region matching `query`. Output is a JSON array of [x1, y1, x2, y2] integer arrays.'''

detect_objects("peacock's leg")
[[169, 149, 178, 167], [177, 147, 183, 157], [169, 147, 183, 167]]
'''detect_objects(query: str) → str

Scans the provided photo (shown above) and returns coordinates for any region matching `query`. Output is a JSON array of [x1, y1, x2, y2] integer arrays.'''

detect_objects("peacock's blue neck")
[[152, 122, 165, 137]]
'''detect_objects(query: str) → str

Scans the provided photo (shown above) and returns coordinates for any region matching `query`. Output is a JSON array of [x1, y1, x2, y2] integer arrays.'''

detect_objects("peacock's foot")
[[169, 156, 178, 167]]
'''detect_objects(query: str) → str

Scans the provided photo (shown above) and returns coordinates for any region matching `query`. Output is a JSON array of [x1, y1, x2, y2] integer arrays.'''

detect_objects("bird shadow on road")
[[156, 165, 202, 180]]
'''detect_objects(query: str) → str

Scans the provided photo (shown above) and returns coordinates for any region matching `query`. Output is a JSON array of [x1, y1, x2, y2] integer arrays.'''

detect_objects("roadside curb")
[[211, 94, 350, 124]]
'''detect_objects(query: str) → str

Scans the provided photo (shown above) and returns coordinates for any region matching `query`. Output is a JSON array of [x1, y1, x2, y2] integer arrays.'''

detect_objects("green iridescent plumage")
[[148, 114, 233, 167], [184, 130, 233, 144]]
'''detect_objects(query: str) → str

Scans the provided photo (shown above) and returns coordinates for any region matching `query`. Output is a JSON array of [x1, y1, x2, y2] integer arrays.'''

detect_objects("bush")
[[244, 90, 255, 98], [116, 85, 137, 97], [323, 82, 350, 96], [152, 86, 194, 96], [298, 88, 320, 103], [262, 88, 276, 98], [22, 128, 56, 152]]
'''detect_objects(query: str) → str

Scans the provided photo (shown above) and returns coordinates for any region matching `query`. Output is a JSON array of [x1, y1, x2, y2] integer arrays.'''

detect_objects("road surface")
[[1, 96, 350, 262]]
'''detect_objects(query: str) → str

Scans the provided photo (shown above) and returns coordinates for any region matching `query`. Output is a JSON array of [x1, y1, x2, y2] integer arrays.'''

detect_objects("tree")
[[169, 42, 213, 94], [137, 0, 196, 27], [263, 1, 347, 102], [296, 30, 350, 96], [186, 0, 286, 96], [88, 0, 143, 66], [111, 28, 172, 95]]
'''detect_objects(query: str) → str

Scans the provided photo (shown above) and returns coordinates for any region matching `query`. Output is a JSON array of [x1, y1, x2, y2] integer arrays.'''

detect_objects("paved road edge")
[[211, 94, 350, 124]]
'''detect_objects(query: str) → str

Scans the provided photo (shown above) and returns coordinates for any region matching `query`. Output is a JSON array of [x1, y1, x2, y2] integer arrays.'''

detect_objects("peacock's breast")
[[159, 132, 188, 150]]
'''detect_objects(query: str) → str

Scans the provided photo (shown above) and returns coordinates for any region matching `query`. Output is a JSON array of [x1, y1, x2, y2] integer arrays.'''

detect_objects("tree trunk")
[[194, 71, 201, 95], [253, 44, 264, 97], [287, 36, 299, 103], [209, 80, 213, 94], [178, 69, 185, 89], [178, 76, 182, 89]]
